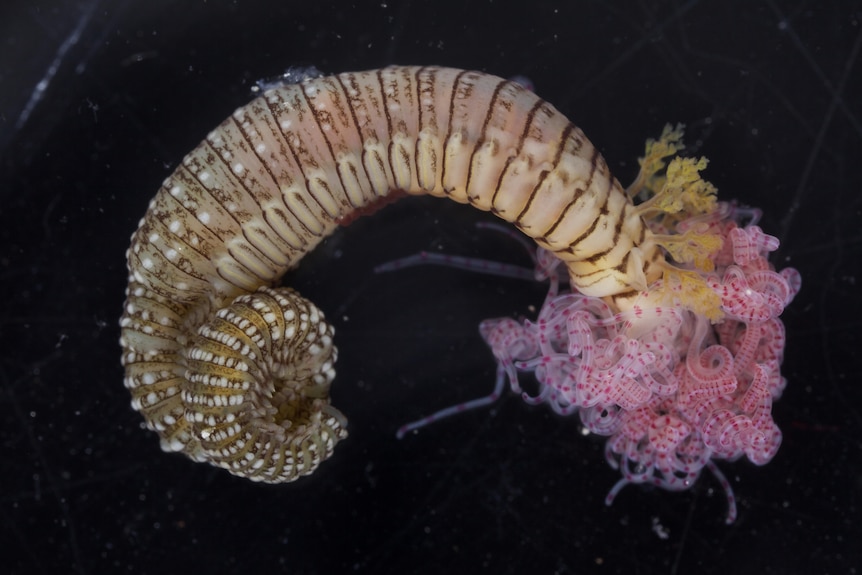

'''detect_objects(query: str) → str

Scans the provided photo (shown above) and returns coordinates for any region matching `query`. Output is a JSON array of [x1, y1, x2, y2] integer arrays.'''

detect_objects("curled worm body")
[[120, 66, 665, 481]]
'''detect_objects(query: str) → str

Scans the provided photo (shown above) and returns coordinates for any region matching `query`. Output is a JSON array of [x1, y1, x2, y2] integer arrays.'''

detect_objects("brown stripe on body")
[[512, 122, 576, 234], [464, 78, 508, 203], [235, 93, 325, 244], [439, 70, 471, 196], [298, 77, 355, 210], [263, 88, 344, 225], [334, 72, 377, 201], [377, 68, 420, 191], [260, 90, 336, 235], [544, 146, 619, 259], [201, 125, 300, 272], [488, 98, 550, 218], [338, 71, 396, 197], [413, 66, 441, 192]]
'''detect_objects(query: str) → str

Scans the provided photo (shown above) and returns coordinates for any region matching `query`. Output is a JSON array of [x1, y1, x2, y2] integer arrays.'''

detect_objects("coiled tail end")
[[180, 286, 346, 482]]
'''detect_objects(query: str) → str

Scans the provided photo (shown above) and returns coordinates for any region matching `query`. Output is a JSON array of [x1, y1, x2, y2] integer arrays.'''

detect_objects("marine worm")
[[120, 66, 701, 482]]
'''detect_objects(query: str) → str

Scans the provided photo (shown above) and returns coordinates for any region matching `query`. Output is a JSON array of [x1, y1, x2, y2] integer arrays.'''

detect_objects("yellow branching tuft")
[[661, 267, 724, 322], [629, 125, 718, 228], [641, 123, 686, 182], [655, 229, 723, 272], [628, 123, 685, 199], [628, 123, 726, 321], [655, 157, 718, 216]]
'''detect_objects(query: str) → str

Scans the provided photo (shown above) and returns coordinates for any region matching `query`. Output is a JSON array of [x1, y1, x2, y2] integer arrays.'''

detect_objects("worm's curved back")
[[120, 66, 661, 481]]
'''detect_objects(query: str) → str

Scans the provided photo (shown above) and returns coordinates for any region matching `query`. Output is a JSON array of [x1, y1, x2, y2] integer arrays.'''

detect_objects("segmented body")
[[120, 66, 670, 481]]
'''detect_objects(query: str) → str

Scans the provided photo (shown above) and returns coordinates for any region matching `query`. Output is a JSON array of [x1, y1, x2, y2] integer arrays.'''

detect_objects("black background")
[[2, 1, 861, 573]]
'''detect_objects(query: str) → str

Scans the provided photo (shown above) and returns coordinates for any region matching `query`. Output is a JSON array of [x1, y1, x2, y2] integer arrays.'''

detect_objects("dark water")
[[1, 1, 860, 573]]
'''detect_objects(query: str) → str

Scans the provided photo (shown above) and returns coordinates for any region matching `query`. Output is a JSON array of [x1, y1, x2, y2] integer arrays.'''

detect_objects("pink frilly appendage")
[[383, 204, 800, 524]]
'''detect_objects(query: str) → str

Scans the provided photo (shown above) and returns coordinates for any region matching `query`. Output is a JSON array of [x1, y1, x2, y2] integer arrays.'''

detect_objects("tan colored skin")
[[120, 66, 664, 481]]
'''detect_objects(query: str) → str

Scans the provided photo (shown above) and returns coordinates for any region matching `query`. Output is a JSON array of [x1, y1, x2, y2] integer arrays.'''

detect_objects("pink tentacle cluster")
[[480, 202, 800, 522]]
